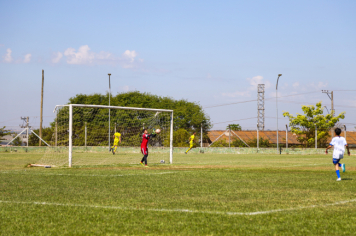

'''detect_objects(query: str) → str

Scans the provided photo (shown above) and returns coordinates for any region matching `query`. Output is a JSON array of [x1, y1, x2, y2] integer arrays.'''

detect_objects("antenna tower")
[[257, 84, 265, 131]]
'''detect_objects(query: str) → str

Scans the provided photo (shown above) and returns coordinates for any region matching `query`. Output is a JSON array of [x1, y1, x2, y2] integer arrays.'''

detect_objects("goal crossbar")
[[54, 104, 174, 167], [54, 104, 173, 113]]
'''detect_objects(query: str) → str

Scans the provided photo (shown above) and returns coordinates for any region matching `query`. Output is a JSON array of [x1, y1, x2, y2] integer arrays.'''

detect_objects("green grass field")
[[1, 152, 356, 235]]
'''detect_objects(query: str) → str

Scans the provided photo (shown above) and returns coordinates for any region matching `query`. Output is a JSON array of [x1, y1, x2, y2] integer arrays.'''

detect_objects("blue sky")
[[1, 0, 355, 131]]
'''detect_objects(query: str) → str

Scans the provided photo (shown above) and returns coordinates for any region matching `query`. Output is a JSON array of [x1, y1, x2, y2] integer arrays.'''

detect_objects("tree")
[[283, 102, 345, 147], [227, 124, 241, 131], [0, 126, 11, 143], [51, 92, 212, 147], [11, 135, 22, 146], [28, 127, 54, 146], [69, 91, 211, 131]]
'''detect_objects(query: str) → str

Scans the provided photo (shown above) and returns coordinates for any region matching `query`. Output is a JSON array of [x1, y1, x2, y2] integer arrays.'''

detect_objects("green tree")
[[246, 137, 271, 147], [210, 139, 230, 147], [283, 102, 345, 147], [227, 124, 241, 131], [51, 92, 212, 147], [28, 127, 54, 146], [68, 92, 211, 132], [11, 135, 22, 146], [0, 126, 11, 143]]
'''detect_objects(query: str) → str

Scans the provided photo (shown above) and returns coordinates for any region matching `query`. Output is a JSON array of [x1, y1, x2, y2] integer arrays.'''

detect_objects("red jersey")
[[141, 133, 151, 149]]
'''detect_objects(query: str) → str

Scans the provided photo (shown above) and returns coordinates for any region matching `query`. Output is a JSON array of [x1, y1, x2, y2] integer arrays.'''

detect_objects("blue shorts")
[[333, 158, 341, 165]]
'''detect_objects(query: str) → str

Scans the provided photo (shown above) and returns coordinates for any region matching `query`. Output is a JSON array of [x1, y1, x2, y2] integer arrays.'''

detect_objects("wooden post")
[[39, 69, 44, 146]]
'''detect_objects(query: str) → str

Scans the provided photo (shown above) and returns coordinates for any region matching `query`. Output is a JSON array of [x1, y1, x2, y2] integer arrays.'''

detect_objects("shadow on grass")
[[342, 178, 353, 181]]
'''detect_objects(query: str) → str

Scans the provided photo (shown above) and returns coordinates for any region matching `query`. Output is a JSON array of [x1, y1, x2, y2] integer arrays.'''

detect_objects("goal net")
[[38, 104, 173, 167]]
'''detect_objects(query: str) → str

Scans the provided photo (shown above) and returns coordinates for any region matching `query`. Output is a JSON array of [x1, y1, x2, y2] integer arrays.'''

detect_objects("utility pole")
[[276, 74, 282, 151], [201, 124, 203, 148], [108, 73, 111, 151], [322, 90, 334, 138], [257, 124, 259, 150], [228, 124, 231, 148], [322, 90, 334, 116], [285, 124, 288, 149], [39, 70, 44, 146], [20, 117, 31, 147]]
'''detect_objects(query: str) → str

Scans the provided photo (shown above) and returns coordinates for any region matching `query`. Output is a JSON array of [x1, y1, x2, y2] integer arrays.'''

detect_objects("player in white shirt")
[[326, 128, 350, 181]]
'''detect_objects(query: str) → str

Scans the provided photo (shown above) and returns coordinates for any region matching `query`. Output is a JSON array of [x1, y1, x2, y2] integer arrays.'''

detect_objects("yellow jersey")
[[114, 132, 121, 140], [190, 135, 195, 143]]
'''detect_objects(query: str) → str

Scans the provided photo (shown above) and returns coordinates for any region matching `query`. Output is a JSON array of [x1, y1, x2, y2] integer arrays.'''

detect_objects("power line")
[[212, 117, 257, 125], [204, 91, 320, 109]]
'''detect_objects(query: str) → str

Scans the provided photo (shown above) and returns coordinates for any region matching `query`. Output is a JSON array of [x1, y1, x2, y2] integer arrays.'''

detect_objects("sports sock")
[[114, 146, 117, 152], [143, 155, 148, 165], [338, 163, 342, 167], [336, 170, 341, 178]]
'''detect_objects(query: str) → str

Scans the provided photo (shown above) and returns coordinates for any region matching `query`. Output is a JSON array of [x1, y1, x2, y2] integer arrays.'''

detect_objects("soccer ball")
[[155, 129, 161, 134], [160, 160, 165, 164]]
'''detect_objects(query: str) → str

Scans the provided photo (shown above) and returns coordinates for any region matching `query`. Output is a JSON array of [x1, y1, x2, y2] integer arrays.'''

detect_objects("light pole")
[[108, 73, 111, 151], [276, 74, 282, 152]]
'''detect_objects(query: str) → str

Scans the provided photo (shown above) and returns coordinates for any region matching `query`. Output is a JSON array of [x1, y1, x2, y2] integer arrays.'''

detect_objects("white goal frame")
[[54, 104, 174, 167]]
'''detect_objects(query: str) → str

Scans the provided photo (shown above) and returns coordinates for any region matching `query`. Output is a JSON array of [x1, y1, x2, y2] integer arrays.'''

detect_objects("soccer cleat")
[[113, 152, 115, 155], [337, 178, 342, 181], [145, 165, 149, 167], [342, 164, 346, 172], [109, 148, 112, 152], [185, 152, 187, 154], [140, 162, 144, 166]]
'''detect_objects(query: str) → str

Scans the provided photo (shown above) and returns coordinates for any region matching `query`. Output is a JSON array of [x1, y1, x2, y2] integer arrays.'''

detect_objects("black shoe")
[[109, 148, 112, 152]]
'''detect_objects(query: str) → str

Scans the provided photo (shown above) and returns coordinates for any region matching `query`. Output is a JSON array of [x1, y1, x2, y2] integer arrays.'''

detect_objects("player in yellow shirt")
[[185, 132, 196, 154], [110, 132, 121, 155]]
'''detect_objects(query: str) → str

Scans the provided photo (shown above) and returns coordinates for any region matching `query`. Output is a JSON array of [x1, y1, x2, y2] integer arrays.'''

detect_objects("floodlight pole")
[[276, 74, 282, 152], [108, 73, 111, 151], [201, 124, 203, 148]]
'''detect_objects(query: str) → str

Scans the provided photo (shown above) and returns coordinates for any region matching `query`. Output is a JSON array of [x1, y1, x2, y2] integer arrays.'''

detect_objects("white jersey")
[[330, 136, 347, 159]]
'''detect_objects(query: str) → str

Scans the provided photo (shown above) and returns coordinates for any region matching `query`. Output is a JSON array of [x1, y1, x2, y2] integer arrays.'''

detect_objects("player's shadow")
[[342, 178, 353, 181]]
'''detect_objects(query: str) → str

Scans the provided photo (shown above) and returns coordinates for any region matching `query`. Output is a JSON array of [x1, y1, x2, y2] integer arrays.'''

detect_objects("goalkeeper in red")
[[140, 128, 157, 167]]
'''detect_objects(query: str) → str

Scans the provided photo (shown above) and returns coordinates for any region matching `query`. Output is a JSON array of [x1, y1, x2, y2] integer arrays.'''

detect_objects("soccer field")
[[1, 152, 356, 235]]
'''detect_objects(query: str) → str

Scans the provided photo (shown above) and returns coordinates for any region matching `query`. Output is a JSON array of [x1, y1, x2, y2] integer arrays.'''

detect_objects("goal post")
[[39, 104, 174, 167]]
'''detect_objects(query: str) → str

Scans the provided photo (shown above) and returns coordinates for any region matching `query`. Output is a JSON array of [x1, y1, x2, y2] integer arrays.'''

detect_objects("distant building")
[[207, 130, 356, 148]]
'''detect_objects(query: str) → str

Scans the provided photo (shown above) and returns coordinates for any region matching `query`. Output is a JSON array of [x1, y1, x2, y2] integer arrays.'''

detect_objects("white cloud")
[[123, 85, 130, 92], [293, 82, 299, 88], [222, 75, 271, 98], [23, 54, 31, 63], [52, 52, 63, 63], [61, 45, 141, 68], [3, 48, 13, 62], [121, 50, 137, 68], [64, 45, 95, 64]]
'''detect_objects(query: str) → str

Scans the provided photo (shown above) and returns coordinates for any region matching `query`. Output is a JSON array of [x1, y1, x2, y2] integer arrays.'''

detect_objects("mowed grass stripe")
[[2, 198, 356, 216], [0, 170, 182, 177]]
